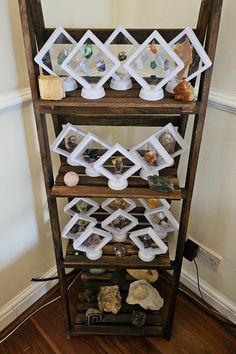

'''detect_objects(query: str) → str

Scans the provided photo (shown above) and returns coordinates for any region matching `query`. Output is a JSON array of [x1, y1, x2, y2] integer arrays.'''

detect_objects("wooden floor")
[[1, 275, 236, 354]]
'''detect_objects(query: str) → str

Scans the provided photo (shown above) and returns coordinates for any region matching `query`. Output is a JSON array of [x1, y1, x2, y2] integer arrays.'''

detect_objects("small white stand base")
[[139, 86, 164, 101], [67, 157, 79, 166], [110, 78, 132, 91], [113, 233, 127, 242], [108, 179, 128, 191], [165, 78, 180, 94], [62, 76, 78, 92], [81, 86, 105, 100], [138, 250, 155, 262], [85, 166, 101, 177], [86, 249, 102, 260]]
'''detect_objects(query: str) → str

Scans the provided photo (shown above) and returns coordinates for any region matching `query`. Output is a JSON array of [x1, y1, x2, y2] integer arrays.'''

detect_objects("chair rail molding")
[[0, 88, 32, 114], [208, 88, 236, 114]]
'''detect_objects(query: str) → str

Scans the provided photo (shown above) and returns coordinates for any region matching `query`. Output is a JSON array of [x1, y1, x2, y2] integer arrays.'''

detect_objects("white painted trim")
[[181, 268, 236, 324], [0, 88, 32, 114], [208, 88, 236, 114], [0, 266, 58, 331]]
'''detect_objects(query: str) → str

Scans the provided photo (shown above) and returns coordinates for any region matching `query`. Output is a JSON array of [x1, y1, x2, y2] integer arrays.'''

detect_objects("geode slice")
[[98, 285, 122, 314]]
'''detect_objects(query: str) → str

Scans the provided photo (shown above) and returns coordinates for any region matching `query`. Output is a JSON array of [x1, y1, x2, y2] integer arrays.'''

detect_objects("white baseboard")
[[0, 266, 58, 332], [180, 268, 236, 324]]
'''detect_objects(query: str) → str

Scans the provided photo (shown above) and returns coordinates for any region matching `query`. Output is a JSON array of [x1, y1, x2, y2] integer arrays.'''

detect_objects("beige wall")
[[0, 0, 235, 318]]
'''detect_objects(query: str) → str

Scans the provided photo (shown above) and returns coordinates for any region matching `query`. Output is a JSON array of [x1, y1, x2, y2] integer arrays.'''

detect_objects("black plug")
[[184, 239, 199, 261]]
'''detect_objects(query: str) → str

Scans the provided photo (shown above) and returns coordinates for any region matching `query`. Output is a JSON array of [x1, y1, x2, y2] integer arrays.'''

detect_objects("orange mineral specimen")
[[173, 80, 194, 102]]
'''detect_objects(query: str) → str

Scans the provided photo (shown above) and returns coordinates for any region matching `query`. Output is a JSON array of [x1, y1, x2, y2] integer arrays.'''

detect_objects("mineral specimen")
[[174, 38, 193, 80], [118, 51, 127, 61], [131, 310, 147, 327], [112, 157, 124, 174], [109, 199, 129, 211], [150, 60, 157, 70], [126, 269, 159, 283], [96, 59, 106, 72], [144, 150, 157, 165], [98, 285, 122, 314], [63, 171, 79, 187], [159, 132, 176, 154], [126, 280, 164, 311], [85, 308, 103, 325], [113, 243, 126, 257], [173, 80, 194, 102], [84, 43, 93, 59], [66, 135, 77, 152]]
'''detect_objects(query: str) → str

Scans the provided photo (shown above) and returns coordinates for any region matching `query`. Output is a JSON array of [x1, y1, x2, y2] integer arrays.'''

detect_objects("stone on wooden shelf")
[[63, 171, 79, 187], [173, 80, 194, 102], [131, 310, 147, 327], [126, 280, 164, 311], [38, 75, 65, 100], [98, 285, 122, 314], [85, 308, 103, 325], [126, 269, 159, 283]]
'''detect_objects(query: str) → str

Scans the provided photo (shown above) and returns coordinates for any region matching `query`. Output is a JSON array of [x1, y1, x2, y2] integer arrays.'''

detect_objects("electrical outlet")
[[197, 246, 222, 271]]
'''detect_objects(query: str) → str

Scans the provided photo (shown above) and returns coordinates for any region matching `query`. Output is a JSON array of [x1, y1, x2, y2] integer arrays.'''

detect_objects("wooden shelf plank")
[[64, 241, 173, 269], [38, 87, 198, 116]]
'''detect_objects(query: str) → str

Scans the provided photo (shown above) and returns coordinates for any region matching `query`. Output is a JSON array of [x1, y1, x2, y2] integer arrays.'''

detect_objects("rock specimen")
[[63, 171, 79, 187], [173, 80, 194, 102], [126, 269, 159, 283], [38, 75, 65, 100], [98, 285, 122, 314], [174, 38, 193, 80], [113, 243, 126, 257], [126, 280, 164, 311], [159, 132, 176, 155], [131, 310, 147, 327], [85, 308, 103, 325]]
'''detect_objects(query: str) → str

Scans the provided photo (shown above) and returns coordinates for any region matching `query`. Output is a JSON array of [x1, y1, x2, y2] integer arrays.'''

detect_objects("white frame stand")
[[73, 226, 112, 260], [124, 30, 184, 101], [165, 27, 212, 93], [105, 25, 139, 91], [101, 198, 136, 214], [129, 227, 168, 262], [94, 143, 142, 190], [50, 123, 86, 166], [145, 206, 179, 239], [34, 27, 78, 92], [70, 132, 111, 177], [61, 30, 120, 99], [101, 208, 138, 242], [61, 214, 97, 241], [64, 197, 100, 217]]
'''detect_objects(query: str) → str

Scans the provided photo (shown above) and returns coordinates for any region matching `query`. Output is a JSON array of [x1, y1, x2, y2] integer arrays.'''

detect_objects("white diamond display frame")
[[50, 123, 86, 166], [130, 135, 174, 180], [166, 27, 212, 93], [101, 198, 136, 214], [34, 27, 78, 92], [70, 132, 111, 177], [73, 226, 112, 260], [61, 30, 120, 99], [145, 206, 179, 239], [105, 25, 139, 91], [61, 213, 97, 241], [138, 198, 170, 210], [123, 30, 184, 101], [129, 227, 168, 262], [101, 208, 138, 242], [94, 143, 142, 190], [154, 123, 189, 159], [64, 197, 99, 217]]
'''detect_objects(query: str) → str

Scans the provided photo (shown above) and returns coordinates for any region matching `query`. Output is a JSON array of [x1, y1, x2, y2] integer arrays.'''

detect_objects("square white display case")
[[73, 226, 112, 260], [50, 123, 86, 166], [145, 206, 179, 239], [94, 143, 142, 190], [105, 25, 139, 91], [34, 27, 78, 92], [138, 198, 170, 211], [61, 213, 97, 241], [101, 209, 138, 242], [123, 30, 184, 101], [154, 123, 189, 159], [101, 198, 136, 214], [70, 132, 111, 177], [166, 27, 212, 93], [129, 227, 168, 262], [130, 135, 174, 180], [64, 197, 99, 217], [61, 30, 120, 99]]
